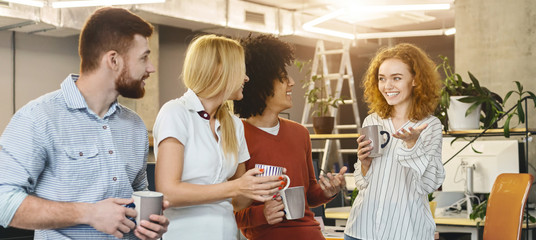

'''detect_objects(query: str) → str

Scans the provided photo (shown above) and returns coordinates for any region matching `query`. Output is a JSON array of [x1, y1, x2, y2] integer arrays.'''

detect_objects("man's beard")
[[115, 67, 148, 99]]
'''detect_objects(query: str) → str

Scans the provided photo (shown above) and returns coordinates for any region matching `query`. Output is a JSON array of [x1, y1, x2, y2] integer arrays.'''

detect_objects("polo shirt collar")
[[183, 89, 211, 120]]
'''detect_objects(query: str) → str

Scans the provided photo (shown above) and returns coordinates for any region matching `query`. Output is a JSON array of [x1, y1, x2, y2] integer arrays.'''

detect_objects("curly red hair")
[[363, 43, 441, 121]]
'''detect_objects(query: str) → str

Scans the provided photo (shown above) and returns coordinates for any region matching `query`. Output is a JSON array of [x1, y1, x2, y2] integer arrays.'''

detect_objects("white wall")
[[0, 31, 79, 132]]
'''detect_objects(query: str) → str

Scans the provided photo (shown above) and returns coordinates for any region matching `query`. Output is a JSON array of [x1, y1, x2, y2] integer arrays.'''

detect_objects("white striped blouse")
[[344, 113, 445, 240]]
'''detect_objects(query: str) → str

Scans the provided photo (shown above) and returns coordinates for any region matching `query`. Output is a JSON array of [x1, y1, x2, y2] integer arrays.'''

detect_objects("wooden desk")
[[324, 207, 536, 240]]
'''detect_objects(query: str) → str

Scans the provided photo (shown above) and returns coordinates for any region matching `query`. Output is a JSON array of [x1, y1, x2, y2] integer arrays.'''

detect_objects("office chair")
[[482, 173, 534, 240]]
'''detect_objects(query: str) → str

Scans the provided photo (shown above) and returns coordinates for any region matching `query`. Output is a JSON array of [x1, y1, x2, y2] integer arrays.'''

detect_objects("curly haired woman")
[[344, 43, 446, 240]]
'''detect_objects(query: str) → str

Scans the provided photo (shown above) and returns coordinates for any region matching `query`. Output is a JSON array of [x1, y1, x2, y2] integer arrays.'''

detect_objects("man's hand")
[[85, 198, 136, 239], [319, 167, 348, 198], [263, 197, 285, 225], [134, 200, 170, 240]]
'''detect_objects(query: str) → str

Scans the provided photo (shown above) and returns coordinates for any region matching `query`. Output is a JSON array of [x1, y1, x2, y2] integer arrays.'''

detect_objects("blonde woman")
[[153, 35, 283, 239]]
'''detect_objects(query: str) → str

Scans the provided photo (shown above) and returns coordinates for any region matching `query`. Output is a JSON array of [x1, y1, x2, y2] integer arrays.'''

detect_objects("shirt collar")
[[61, 74, 119, 116], [183, 89, 210, 120]]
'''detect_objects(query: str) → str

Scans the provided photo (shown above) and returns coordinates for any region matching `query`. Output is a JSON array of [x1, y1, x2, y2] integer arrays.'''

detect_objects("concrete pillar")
[[455, 0, 536, 127], [455, 0, 536, 197]]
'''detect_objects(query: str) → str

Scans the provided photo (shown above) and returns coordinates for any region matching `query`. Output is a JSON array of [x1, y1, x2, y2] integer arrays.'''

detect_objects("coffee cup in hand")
[[359, 125, 391, 158], [130, 191, 163, 225], [255, 164, 290, 191], [280, 186, 305, 220]]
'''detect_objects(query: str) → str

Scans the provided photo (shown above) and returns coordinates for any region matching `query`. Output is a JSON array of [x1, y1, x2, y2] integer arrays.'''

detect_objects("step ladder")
[[301, 40, 361, 173]]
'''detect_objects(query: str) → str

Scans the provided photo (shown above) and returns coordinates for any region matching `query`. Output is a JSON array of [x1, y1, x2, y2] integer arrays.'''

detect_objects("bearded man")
[[0, 7, 169, 240]]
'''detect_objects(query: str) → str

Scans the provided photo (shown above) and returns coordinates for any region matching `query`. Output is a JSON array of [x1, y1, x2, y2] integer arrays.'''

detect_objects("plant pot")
[[312, 116, 334, 134], [429, 201, 437, 218], [447, 96, 482, 130]]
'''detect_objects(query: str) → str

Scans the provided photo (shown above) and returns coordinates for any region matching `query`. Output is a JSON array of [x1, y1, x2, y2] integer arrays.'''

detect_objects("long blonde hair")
[[183, 34, 245, 161]]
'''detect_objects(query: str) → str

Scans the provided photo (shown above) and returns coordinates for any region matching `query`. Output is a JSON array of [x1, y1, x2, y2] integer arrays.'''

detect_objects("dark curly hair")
[[233, 34, 294, 118]]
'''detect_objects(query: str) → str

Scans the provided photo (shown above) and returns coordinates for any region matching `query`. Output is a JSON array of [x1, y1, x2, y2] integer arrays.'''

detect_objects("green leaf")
[[468, 72, 482, 90], [515, 81, 523, 92], [517, 101, 525, 123], [528, 91, 536, 108], [458, 96, 479, 103], [504, 115, 512, 138], [466, 102, 481, 116], [471, 145, 483, 154], [503, 91, 515, 104]]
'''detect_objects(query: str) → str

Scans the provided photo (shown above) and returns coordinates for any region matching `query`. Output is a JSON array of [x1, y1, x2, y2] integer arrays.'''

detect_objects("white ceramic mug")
[[281, 186, 305, 220], [131, 191, 163, 226], [255, 164, 291, 191], [359, 125, 391, 158]]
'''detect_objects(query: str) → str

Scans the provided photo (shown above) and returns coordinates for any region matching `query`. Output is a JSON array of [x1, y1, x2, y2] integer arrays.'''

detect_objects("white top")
[[153, 89, 250, 240], [257, 121, 280, 135], [344, 113, 445, 240]]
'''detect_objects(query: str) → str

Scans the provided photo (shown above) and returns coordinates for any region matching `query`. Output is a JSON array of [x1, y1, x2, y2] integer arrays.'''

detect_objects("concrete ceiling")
[[0, 0, 454, 50]]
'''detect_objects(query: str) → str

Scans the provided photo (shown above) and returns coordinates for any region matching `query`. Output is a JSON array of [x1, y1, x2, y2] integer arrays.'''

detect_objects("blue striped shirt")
[[0, 74, 149, 239]]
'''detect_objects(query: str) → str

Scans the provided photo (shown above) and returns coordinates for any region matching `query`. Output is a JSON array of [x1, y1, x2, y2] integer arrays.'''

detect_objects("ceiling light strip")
[[304, 25, 454, 40], [52, 0, 165, 8], [1, 0, 44, 7], [353, 4, 450, 12], [355, 29, 445, 39]]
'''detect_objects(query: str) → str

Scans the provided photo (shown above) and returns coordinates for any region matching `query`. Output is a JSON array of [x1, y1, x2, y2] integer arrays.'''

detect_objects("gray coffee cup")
[[132, 191, 163, 225], [280, 186, 305, 220], [359, 125, 391, 157]]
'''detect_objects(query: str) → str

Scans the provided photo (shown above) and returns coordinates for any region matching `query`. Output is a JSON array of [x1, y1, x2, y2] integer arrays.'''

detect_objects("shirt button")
[[79, 152, 83, 156], [103, 125, 107, 130], [112, 177, 117, 181], [109, 150, 113, 154]]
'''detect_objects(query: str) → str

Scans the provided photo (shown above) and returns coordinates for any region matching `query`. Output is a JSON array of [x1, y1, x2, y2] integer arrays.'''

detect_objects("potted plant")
[[470, 197, 536, 227], [435, 56, 503, 131], [502, 81, 536, 137], [296, 60, 345, 134]]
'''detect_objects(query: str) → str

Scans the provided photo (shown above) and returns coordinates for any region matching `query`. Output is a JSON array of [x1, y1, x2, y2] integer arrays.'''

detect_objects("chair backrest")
[[483, 173, 534, 240]]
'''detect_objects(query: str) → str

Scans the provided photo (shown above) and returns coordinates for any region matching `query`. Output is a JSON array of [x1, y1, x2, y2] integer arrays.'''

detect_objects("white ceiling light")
[[303, 3, 453, 40], [1, 0, 44, 7], [52, 0, 165, 8], [444, 27, 456, 36], [349, 3, 451, 12]]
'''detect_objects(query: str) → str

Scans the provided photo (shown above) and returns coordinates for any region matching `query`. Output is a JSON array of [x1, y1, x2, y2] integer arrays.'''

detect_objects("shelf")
[[310, 133, 360, 140], [443, 128, 535, 137], [309, 128, 535, 140]]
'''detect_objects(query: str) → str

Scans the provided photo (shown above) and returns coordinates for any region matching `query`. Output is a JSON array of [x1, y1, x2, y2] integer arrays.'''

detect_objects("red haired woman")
[[344, 43, 445, 240]]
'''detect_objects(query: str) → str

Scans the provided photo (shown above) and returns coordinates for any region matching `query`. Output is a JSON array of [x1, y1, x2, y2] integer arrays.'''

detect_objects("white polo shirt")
[[153, 89, 249, 240]]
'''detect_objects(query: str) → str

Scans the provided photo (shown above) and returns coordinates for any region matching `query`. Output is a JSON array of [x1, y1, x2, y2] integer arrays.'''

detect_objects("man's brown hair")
[[79, 7, 153, 73]]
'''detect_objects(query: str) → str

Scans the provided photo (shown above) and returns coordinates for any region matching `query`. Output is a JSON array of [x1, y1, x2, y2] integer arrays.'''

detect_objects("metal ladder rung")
[[338, 149, 356, 154], [335, 124, 358, 129], [312, 148, 325, 153], [325, 74, 352, 80], [317, 49, 344, 55], [340, 100, 357, 104]]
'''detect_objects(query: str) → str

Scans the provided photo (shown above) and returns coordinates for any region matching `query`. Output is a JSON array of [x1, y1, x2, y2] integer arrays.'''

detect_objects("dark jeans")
[[344, 234, 361, 240]]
